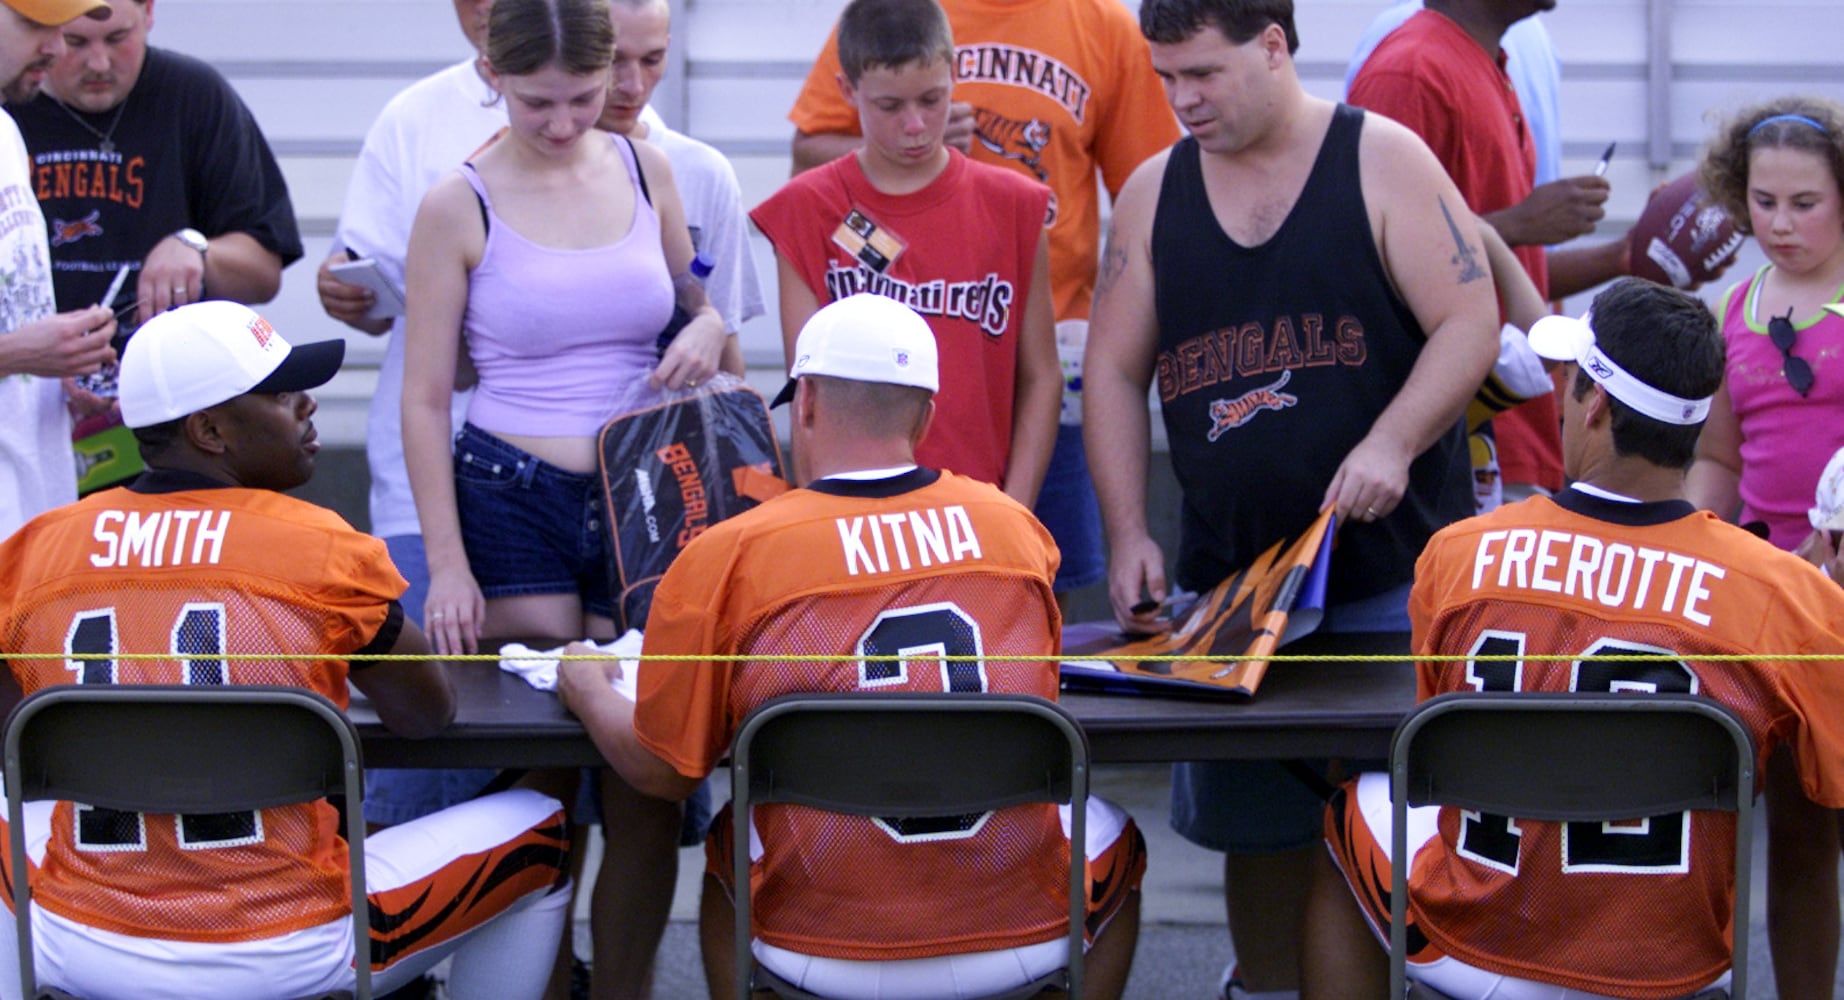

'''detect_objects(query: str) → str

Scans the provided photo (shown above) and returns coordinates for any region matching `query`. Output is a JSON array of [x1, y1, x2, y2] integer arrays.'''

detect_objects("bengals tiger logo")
[[973, 108, 1058, 225], [1206, 371, 1297, 442]]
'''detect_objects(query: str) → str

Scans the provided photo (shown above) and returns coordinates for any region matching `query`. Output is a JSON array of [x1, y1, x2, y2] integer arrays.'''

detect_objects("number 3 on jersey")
[[63, 604, 262, 852], [855, 603, 989, 842], [857, 602, 987, 693], [1459, 630, 1698, 875]]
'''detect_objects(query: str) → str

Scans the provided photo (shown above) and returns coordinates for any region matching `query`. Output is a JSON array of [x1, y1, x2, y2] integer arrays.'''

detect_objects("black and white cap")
[[118, 302, 345, 428], [1527, 312, 1712, 426], [770, 294, 939, 407]]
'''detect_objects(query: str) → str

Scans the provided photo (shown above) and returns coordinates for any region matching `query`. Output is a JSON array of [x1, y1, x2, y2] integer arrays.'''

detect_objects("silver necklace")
[[51, 96, 128, 156]]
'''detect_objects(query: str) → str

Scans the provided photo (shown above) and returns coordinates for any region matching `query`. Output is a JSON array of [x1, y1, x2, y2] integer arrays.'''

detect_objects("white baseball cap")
[[1811, 446, 1844, 533], [118, 302, 346, 429], [1527, 312, 1712, 426], [770, 294, 939, 407]]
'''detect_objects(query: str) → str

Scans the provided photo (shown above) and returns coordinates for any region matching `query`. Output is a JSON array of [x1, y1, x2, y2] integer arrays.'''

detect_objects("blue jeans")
[[1032, 424, 1105, 593], [1168, 582, 1410, 852], [365, 533, 500, 826]]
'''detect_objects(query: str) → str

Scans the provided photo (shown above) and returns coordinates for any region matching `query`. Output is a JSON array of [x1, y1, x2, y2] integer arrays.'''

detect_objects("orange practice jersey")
[[787, 0, 1180, 321], [634, 468, 1065, 960], [1408, 489, 1844, 998], [0, 478, 406, 943]]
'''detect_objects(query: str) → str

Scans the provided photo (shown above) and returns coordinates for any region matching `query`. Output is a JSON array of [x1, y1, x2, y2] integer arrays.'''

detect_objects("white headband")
[[1526, 313, 1712, 425]]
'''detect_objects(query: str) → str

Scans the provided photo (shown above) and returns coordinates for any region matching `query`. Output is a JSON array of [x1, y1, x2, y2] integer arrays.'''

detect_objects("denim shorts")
[[1032, 424, 1105, 593], [452, 423, 615, 619]]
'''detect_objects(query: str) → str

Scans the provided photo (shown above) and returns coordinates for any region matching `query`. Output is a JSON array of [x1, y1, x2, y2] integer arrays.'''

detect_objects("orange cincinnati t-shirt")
[[0, 476, 405, 943], [788, 0, 1180, 320], [634, 468, 1068, 960], [1408, 489, 1844, 997]]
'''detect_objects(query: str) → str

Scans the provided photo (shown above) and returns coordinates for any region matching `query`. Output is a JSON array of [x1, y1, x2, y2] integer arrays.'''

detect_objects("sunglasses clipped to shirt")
[[1769, 311, 1816, 397]]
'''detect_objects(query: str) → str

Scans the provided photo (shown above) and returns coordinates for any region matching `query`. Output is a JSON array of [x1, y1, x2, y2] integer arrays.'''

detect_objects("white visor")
[[1526, 313, 1712, 425]]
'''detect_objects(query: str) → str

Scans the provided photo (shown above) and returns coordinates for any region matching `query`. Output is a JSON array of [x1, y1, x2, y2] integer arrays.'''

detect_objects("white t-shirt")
[[0, 110, 71, 541], [639, 106, 766, 336], [334, 59, 503, 539]]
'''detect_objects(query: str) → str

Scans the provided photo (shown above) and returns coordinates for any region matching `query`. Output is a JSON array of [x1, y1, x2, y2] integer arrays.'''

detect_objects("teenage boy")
[[749, 0, 1059, 509]]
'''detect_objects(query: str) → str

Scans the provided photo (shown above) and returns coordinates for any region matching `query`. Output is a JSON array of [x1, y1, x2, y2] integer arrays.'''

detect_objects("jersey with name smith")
[[0, 480, 404, 944]]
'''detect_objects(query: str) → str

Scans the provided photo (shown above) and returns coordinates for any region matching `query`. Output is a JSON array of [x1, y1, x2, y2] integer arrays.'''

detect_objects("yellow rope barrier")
[[9, 652, 1844, 664]]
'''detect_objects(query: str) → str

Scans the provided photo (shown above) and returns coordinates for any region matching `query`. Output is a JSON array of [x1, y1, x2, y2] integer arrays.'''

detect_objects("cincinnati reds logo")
[[1206, 370, 1296, 441]]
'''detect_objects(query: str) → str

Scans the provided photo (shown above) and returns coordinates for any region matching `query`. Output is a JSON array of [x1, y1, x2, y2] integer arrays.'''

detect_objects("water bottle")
[[656, 252, 715, 357]]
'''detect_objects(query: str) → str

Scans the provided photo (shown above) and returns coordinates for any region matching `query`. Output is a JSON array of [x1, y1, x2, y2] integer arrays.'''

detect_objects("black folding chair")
[[730, 692, 1089, 1000], [1390, 691, 1755, 1000], [4, 685, 371, 1000]]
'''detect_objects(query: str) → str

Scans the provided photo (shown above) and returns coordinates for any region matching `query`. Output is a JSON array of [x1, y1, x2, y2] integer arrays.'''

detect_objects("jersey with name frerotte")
[[1407, 488, 1844, 998], [0, 475, 405, 943], [634, 467, 1065, 961]]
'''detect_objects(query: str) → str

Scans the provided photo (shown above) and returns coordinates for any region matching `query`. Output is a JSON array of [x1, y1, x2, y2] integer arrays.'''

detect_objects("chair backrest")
[[3, 684, 371, 1000], [1388, 691, 1754, 999], [730, 692, 1089, 1000]]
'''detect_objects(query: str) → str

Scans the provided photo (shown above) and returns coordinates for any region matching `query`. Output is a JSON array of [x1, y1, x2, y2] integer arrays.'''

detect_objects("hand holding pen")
[[71, 264, 133, 396], [1493, 160, 1612, 247]]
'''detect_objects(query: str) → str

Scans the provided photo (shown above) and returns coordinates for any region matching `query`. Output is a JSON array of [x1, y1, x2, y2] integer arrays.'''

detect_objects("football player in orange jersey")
[[557, 294, 1146, 1000], [1302, 278, 1844, 1000], [0, 301, 572, 999]]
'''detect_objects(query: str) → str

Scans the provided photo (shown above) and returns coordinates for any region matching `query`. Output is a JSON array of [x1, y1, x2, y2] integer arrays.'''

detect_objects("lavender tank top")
[[460, 134, 674, 437]]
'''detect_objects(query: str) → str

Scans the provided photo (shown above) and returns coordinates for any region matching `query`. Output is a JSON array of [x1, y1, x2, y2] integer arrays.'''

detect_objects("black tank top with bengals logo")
[[1150, 104, 1470, 605]]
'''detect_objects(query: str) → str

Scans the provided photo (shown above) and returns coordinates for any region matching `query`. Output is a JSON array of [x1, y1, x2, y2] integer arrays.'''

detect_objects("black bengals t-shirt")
[[8, 47, 303, 322]]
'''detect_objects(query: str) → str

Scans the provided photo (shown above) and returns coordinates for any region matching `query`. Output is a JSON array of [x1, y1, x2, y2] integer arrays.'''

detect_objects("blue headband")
[[1748, 113, 1829, 138]]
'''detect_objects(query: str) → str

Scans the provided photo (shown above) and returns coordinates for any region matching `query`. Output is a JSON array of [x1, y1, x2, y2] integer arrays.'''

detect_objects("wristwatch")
[[170, 227, 208, 259]]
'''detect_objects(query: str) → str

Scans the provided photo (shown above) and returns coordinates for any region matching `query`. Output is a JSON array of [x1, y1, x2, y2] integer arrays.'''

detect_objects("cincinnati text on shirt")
[[837, 505, 984, 576], [1470, 528, 1725, 627]]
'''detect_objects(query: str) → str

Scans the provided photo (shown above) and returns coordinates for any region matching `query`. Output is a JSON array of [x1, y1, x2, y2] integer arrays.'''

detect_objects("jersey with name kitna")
[[634, 467, 1067, 961]]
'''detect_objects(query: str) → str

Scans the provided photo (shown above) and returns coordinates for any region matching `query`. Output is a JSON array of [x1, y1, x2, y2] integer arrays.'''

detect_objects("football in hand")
[[1626, 171, 1745, 290]]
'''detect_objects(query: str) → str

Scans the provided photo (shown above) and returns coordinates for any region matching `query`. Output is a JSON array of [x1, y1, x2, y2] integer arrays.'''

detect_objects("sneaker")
[[1217, 963, 1242, 1000], [1218, 964, 1301, 1000], [375, 975, 437, 1000]]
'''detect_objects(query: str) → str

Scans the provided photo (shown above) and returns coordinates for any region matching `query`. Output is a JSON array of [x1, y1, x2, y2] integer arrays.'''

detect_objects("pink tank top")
[[1720, 266, 1844, 550], [460, 135, 674, 437]]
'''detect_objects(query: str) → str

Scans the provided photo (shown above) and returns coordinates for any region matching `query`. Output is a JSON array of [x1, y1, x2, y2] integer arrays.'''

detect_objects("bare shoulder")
[[1354, 111, 1449, 194], [1353, 109, 1470, 246], [630, 134, 676, 180], [414, 170, 481, 229], [1111, 147, 1176, 229]]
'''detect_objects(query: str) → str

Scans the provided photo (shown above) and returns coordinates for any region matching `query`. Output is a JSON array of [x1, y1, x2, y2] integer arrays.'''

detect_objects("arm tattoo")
[[1440, 197, 1488, 285], [1094, 222, 1129, 303]]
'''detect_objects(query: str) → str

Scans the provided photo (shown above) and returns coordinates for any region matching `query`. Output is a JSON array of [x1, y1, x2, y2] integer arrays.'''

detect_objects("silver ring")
[[1366, 507, 1380, 518], [430, 611, 445, 620], [687, 378, 699, 387], [171, 288, 184, 297]]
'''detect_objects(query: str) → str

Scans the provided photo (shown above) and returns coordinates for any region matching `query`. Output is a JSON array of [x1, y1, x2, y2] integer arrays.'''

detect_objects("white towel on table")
[[498, 630, 642, 700]]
